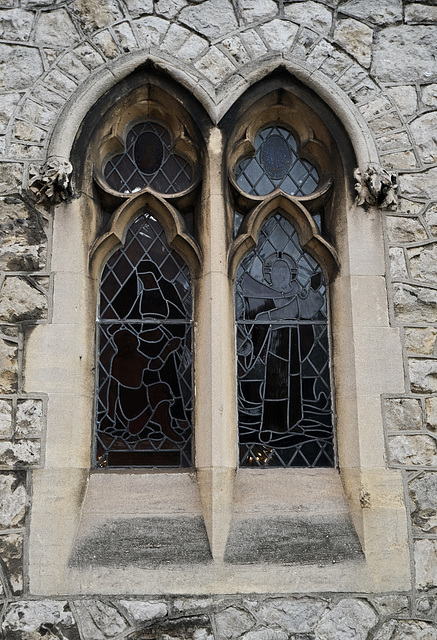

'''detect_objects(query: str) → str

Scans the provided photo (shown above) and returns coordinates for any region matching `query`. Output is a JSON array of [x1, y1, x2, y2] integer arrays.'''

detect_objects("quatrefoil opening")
[[235, 126, 320, 197], [104, 122, 193, 195]]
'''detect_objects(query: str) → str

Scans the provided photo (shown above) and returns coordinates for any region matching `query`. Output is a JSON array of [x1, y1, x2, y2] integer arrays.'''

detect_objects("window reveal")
[[96, 213, 193, 468], [235, 214, 333, 468]]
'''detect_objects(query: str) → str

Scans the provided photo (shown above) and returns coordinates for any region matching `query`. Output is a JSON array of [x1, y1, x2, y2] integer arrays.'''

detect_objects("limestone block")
[[0, 194, 46, 268], [241, 630, 287, 640], [0, 533, 22, 594], [340, 0, 402, 26], [214, 607, 255, 639], [35, 9, 80, 47], [2, 601, 78, 640], [179, 0, 238, 40], [400, 199, 423, 215], [334, 18, 373, 67], [257, 597, 328, 634], [14, 121, 46, 144], [349, 79, 380, 104], [0, 93, 20, 134], [406, 328, 437, 356], [194, 48, 235, 85], [221, 36, 251, 65], [426, 397, 437, 432], [284, 2, 331, 34], [371, 595, 409, 616], [393, 283, 437, 323], [384, 397, 423, 431], [0, 440, 40, 467], [161, 24, 208, 61], [374, 619, 437, 640], [381, 151, 417, 171], [411, 113, 437, 164], [0, 398, 12, 436], [291, 27, 319, 60], [71, 0, 123, 33], [416, 594, 436, 615], [0, 336, 17, 394], [259, 20, 299, 52], [44, 69, 77, 97], [72, 600, 129, 640], [378, 131, 410, 153], [0, 277, 47, 322], [0, 163, 22, 194], [0, 45, 43, 91], [57, 52, 92, 82], [174, 598, 215, 613], [31, 85, 66, 111], [388, 434, 437, 466], [425, 204, 437, 236], [0, 472, 26, 528], [73, 43, 105, 69], [406, 4, 437, 25], [239, 0, 278, 24], [422, 84, 437, 109], [318, 50, 351, 80], [125, 0, 154, 17], [408, 244, 437, 285], [0, 9, 33, 41], [409, 359, 437, 393], [305, 39, 335, 69], [386, 216, 426, 243], [386, 85, 418, 117], [369, 112, 403, 136], [119, 600, 167, 623], [389, 247, 408, 279], [16, 399, 43, 438], [93, 30, 119, 59], [314, 598, 377, 640], [372, 26, 437, 83], [133, 16, 169, 49], [409, 472, 437, 533], [113, 22, 138, 52], [415, 539, 437, 590]]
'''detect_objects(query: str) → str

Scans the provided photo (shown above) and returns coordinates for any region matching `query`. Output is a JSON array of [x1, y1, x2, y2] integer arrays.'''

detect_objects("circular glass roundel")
[[134, 131, 164, 175], [259, 134, 292, 180]]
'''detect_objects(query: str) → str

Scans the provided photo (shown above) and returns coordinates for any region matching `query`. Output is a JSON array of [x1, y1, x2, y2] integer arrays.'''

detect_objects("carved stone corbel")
[[354, 164, 398, 210], [28, 156, 73, 205]]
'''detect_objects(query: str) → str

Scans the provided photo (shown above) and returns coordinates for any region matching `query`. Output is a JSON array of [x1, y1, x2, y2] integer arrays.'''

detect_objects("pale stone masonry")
[[0, 0, 437, 638]]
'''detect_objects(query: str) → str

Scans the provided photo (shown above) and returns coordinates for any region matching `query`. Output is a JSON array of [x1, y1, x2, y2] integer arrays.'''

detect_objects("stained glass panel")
[[235, 213, 333, 468], [104, 122, 192, 195], [96, 213, 192, 468], [235, 126, 319, 197]]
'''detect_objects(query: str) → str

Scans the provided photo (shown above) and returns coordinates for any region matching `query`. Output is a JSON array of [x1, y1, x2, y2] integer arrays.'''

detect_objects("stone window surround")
[[24, 59, 410, 596]]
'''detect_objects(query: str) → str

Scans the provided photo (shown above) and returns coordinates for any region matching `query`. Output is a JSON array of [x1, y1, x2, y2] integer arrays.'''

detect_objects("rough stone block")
[[389, 247, 408, 279], [406, 4, 437, 25], [406, 328, 437, 356], [257, 597, 328, 634], [161, 24, 208, 61], [371, 595, 409, 616], [125, 0, 154, 17], [372, 26, 437, 83], [113, 22, 138, 52], [0, 439, 40, 468], [72, 600, 129, 640], [410, 472, 437, 533], [409, 359, 437, 393], [374, 619, 437, 640], [386, 216, 427, 243], [424, 204, 437, 237], [0, 398, 12, 436], [0, 9, 34, 41], [340, 0, 402, 26], [369, 112, 403, 136], [381, 151, 418, 171], [71, 0, 123, 33], [239, 0, 278, 24], [57, 52, 92, 82], [386, 85, 418, 117], [378, 131, 410, 153], [415, 539, 437, 590], [0, 45, 43, 91], [215, 606, 255, 639], [179, 0, 238, 40], [16, 399, 44, 438], [426, 397, 437, 432], [2, 601, 79, 640], [93, 30, 119, 59], [388, 434, 437, 466], [314, 598, 377, 640], [14, 121, 46, 144], [0, 532, 22, 594], [221, 36, 251, 65], [0, 472, 26, 529], [411, 113, 437, 165], [291, 27, 319, 60], [259, 20, 299, 52], [35, 9, 80, 47], [0, 336, 17, 394], [408, 244, 437, 285], [73, 43, 105, 69], [133, 16, 169, 49], [194, 48, 235, 85], [384, 397, 423, 431], [0, 277, 47, 322], [119, 600, 167, 623], [284, 2, 331, 34], [422, 84, 437, 109], [0, 163, 23, 194], [44, 69, 77, 97], [393, 283, 437, 323], [0, 93, 20, 134], [334, 18, 373, 67]]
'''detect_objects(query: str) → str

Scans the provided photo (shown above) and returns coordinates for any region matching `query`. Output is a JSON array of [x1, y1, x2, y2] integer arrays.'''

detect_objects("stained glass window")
[[235, 213, 333, 468], [96, 213, 193, 468], [235, 126, 319, 197], [104, 122, 192, 195]]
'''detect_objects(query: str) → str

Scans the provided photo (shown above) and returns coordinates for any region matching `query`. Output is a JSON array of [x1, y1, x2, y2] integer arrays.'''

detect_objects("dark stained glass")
[[235, 126, 319, 197], [104, 122, 192, 195], [96, 213, 192, 468], [235, 213, 333, 468]]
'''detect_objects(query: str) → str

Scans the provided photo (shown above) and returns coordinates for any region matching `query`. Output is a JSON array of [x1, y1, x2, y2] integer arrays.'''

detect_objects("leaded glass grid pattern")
[[235, 213, 333, 468], [104, 122, 192, 195], [96, 213, 193, 468], [235, 126, 319, 197]]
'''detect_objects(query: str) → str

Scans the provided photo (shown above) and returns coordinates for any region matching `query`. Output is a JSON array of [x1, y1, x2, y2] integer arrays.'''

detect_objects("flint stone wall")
[[1, 0, 437, 638]]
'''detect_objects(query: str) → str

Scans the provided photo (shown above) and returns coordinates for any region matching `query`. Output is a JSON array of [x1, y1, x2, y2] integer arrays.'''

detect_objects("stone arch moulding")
[[25, 63, 410, 596]]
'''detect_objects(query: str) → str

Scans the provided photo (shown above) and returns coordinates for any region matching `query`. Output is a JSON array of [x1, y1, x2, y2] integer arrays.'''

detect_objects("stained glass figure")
[[96, 213, 192, 468], [235, 126, 319, 197], [104, 122, 192, 195], [235, 213, 333, 468]]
